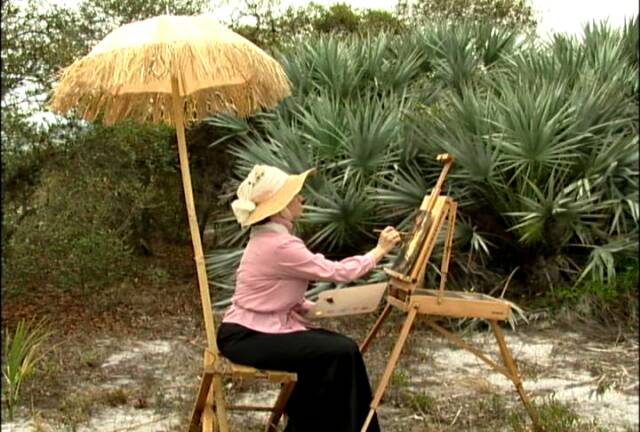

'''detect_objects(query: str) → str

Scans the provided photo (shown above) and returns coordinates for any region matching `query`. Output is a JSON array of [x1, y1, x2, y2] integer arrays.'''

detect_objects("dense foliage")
[[205, 18, 639, 304], [2, 122, 186, 292], [1, 0, 209, 293], [1, 0, 637, 310]]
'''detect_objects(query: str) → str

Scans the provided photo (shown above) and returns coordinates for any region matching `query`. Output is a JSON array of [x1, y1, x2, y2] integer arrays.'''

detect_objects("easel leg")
[[361, 306, 419, 432], [360, 303, 392, 353], [489, 320, 541, 431]]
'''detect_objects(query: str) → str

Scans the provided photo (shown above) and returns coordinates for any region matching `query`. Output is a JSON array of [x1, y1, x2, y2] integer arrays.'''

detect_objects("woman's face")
[[284, 194, 305, 220]]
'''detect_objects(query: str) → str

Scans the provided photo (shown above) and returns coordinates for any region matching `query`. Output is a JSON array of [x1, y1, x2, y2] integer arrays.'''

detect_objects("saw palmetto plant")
[[205, 18, 638, 304]]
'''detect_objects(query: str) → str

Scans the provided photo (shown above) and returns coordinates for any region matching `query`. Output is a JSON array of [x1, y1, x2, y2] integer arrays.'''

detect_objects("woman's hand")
[[370, 226, 402, 262], [377, 226, 402, 253]]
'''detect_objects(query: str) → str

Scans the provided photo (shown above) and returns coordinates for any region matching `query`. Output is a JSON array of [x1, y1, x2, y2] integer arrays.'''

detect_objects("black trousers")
[[217, 322, 381, 432]]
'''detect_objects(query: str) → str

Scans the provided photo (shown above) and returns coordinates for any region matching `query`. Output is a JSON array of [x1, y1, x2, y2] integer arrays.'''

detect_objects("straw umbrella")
[[49, 14, 291, 430]]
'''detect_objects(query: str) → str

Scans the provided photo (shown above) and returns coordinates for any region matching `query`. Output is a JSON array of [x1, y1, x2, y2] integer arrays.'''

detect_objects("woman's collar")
[[270, 215, 293, 231], [250, 216, 293, 236]]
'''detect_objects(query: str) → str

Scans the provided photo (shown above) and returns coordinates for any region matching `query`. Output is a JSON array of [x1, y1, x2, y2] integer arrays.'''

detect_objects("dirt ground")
[[2, 248, 638, 432]]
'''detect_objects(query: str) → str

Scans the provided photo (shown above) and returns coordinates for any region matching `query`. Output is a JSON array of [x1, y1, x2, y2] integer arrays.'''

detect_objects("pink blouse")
[[222, 217, 377, 333]]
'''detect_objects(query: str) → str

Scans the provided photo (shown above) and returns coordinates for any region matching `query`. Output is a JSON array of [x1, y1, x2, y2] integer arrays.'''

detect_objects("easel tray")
[[387, 289, 512, 320]]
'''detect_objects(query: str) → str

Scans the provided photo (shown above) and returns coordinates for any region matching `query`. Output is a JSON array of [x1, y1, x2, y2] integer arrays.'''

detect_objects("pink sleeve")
[[275, 237, 376, 283]]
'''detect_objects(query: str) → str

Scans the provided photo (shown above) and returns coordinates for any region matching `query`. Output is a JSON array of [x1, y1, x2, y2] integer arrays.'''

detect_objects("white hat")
[[231, 165, 315, 227]]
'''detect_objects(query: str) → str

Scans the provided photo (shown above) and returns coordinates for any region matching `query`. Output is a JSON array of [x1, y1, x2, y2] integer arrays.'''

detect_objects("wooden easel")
[[359, 154, 542, 432]]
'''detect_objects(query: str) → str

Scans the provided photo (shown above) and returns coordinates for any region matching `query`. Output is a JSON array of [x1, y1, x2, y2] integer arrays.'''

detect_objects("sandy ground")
[[2, 312, 638, 432]]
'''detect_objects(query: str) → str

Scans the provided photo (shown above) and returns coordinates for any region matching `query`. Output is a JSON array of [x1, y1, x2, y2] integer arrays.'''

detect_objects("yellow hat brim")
[[241, 168, 315, 227]]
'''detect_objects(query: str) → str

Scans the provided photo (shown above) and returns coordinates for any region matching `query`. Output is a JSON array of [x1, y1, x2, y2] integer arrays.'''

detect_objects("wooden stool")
[[190, 349, 297, 432]]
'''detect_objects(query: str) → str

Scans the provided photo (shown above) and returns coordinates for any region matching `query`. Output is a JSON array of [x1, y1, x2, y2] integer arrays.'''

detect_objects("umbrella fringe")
[[50, 40, 291, 123]]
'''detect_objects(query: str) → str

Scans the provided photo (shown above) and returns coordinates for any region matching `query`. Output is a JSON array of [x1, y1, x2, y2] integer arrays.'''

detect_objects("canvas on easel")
[[357, 153, 542, 432], [390, 209, 430, 275]]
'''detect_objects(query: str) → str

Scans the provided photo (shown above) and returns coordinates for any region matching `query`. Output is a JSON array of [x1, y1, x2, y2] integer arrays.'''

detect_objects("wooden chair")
[[358, 154, 542, 432], [186, 221, 296, 432], [189, 348, 296, 432]]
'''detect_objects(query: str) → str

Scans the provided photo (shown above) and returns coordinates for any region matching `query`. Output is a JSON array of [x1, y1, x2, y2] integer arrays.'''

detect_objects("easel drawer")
[[409, 293, 511, 320]]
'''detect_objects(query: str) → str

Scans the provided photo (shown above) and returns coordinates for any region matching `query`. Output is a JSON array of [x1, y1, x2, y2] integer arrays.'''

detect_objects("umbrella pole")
[[171, 77, 229, 432]]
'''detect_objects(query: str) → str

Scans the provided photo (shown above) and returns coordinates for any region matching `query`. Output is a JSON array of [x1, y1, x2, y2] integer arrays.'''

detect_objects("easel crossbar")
[[226, 405, 279, 412], [422, 318, 514, 380]]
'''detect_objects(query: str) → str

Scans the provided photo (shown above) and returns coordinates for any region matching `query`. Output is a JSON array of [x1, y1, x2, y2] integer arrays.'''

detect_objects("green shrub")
[[2, 319, 54, 420], [542, 261, 639, 327], [2, 121, 184, 293]]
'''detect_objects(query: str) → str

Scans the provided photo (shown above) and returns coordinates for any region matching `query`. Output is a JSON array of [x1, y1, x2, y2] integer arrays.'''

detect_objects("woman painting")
[[217, 164, 401, 432]]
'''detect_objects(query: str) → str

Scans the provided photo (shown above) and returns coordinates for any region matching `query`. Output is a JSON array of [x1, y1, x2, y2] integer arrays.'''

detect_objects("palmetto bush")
[[205, 18, 638, 304], [412, 22, 638, 288]]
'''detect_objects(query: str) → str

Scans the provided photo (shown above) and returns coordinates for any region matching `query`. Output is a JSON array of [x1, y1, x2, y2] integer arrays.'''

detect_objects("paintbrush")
[[373, 228, 409, 237]]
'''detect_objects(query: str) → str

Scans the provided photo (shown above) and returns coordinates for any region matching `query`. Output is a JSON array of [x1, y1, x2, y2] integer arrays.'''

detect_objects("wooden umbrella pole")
[[171, 78, 230, 431], [170, 77, 217, 351]]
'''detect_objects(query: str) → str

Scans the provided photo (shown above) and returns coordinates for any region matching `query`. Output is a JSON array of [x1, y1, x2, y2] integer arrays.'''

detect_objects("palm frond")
[[620, 15, 639, 67], [205, 247, 244, 292], [427, 25, 480, 95], [295, 95, 348, 164], [354, 32, 389, 84], [412, 86, 500, 184], [505, 171, 612, 248], [371, 162, 433, 224], [276, 49, 315, 98], [341, 92, 404, 182], [380, 48, 424, 91], [473, 21, 522, 68], [306, 35, 364, 100], [574, 235, 639, 285], [491, 81, 587, 181], [303, 181, 377, 252], [202, 113, 251, 148]]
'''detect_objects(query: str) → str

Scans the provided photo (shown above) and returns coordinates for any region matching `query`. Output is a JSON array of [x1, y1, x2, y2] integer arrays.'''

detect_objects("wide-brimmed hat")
[[231, 165, 315, 227]]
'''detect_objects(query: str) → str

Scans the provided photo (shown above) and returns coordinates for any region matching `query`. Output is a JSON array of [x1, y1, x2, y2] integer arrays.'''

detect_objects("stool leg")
[[266, 380, 296, 432], [212, 376, 229, 432], [189, 370, 213, 432], [202, 390, 214, 432]]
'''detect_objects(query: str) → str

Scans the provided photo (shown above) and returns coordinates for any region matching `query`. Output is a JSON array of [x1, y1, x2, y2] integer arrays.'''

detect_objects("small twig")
[[110, 415, 172, 432], [450, 407, 462, 426], [544, 269, 554, 293], [583, 346, 627, 353], [615, 325, 624, 345], [500, 267, 519, 299]]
